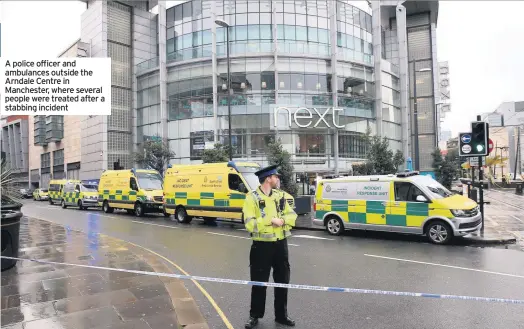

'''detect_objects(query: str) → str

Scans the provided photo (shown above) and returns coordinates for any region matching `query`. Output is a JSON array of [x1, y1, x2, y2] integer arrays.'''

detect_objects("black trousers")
[[249, 239, 290, 319]]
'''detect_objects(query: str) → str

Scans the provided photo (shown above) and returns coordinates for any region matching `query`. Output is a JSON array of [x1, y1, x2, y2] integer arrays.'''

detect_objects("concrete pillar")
[[396, 4, 410, 161], [158, 1, 168, 141], [371, 1, 383, 137], [329, 0, 339, 175]]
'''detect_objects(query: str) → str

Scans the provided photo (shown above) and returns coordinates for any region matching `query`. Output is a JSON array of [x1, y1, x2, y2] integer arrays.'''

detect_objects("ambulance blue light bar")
[[227, 161, 239, 171]]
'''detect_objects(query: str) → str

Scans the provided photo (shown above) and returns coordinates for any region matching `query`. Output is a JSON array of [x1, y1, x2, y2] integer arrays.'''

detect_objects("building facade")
[[29, 0, 440, 183], [492, 101, 524, 176], [132, 0, 439, 176], [1, 115, 30, 189], [28, 40, 89, 188]]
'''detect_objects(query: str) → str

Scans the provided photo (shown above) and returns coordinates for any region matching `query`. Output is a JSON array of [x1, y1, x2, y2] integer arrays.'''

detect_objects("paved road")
[[20, 201, 524, 329]]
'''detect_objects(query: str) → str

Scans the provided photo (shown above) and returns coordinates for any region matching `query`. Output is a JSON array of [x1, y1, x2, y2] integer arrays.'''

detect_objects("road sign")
[[488, 138, 494, 154], [461, 134, 471, 143], [461, 144, 472, 154], [469, 157, 485, 167]]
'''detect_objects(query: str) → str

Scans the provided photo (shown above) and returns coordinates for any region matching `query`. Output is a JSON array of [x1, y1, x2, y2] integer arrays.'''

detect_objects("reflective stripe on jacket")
[[243, 187, 297, 242]]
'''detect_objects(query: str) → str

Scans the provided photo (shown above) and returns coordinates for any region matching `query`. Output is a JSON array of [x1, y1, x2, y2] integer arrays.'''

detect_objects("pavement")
[[10, 199, 524, 329], [1, 217, 208, 329]]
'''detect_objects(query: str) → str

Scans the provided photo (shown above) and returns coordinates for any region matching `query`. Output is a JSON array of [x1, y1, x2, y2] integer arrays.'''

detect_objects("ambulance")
[[163, 161, 294, 224], [60, 180, 99, 210], [98, 169, 165, 217], [48, 179, 67, 205], [313, 171, 481, 244]]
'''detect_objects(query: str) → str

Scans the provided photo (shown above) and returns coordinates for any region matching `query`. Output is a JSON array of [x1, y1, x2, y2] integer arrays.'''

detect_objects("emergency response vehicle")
[[163, 161, 294, 224], [33, 188, 49, 201], [60, 180, 99, 210], [48, 179, 67, 205], [98, 169, 164, 217], [313, 171, 481, 244]]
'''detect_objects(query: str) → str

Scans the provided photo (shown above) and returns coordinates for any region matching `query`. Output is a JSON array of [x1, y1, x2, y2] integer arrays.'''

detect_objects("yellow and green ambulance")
[[60, 180, 99, 210], [163, 161, 294, 224], [48, 179, 67, 205], [33, 188, 49, 201], [313, 171, 481, 244], [98, 169, 164, 217]]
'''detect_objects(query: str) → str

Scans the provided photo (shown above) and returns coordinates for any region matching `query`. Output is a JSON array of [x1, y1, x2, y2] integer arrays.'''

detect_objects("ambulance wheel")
[[61, 200, 67, 209], [78, 200, 85, 210], [103, 201, 114, 213], [426, 220, 452, 245], [134, 203, 145, 217], [326, 216, 344, 236], [176, 206, 192, 224]]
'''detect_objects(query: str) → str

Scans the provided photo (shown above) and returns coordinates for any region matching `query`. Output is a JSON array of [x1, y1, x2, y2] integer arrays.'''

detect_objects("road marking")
[[236, 228, 247, 231], [27, 216, 234, 329], [293, 235, 334, 241], [131, 221, 178, 229], [364, 254, 524, 279], [511, 215, 524, 223], [207, 232, 300, 247]]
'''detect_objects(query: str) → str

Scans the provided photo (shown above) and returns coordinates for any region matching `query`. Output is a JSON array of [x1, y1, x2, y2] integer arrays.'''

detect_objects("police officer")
[[242, 165, 297, 329]]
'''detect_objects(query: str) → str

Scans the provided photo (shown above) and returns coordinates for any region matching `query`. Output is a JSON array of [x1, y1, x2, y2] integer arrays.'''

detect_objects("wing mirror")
[[416, 195, 428, 202], [239, 183, 248, 193]]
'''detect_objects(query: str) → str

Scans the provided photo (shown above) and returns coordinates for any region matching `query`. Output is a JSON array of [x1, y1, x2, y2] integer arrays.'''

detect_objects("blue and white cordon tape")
[[2, 255, 523, 305]]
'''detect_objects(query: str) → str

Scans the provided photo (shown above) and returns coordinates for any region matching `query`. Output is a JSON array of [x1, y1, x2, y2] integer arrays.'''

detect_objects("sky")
[[1, 1, 523, 137]]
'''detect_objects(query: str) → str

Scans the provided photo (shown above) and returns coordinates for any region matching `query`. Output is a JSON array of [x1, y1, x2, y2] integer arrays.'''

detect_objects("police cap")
[[254, 165, 281, 180]]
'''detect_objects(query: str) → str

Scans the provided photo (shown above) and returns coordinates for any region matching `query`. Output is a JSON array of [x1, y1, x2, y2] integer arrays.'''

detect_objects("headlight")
[[451, 209, 467, 217], [146, 196, 153, 201]]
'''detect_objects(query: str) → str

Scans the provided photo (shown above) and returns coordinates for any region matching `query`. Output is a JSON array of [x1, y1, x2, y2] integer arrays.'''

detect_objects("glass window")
[[261, 71, 275, 90], [355, 38, 362, 52], [217, 27, 225, 43], [174, 24, 183, 37], [318, 28, 328, 44], [260, 0, 272, 12], [137, 172, 163, 190], [202, 29, 211, 45], [346, 35, 354, 49], [276, 13, 284, 25], [174, 6, 182, 25], [305, 74, 318, 91], [193, 31, 202, 47], [296, 26, 307, 41], [192, 0, 202, 19], [308, 27, 318, 42], [260, 25, 272, 39], [167, 7, 175, 26], [289, 73, 304, 89], [183, 22, 192, 34], [236, 13, 247, 25], [236, 0, 248, 13], [183, 1, 192, 22], [248, 13, 260, 25], [248, 0, 259, 12], [167, 27, 174, 39], [307, 15, 317, 28], [278, 73, 290, 90], [248, 25, 260, 40], [337, 32, 344, 47], [277, 25, 285, 40], [228, 174, 244, 191], [167, 38, 175, 53], [202, 1, 211, 17], [296, 0, 306, 14], [317, 2, 328, 17], [318, 17, 328, 29], [246, 73, 261, 90], [284, 25, 295, 40], [236, 26, 248, 40], [284, 0, 294, 12], [296, 14, 307, 26], [297, 134, 326, 155]]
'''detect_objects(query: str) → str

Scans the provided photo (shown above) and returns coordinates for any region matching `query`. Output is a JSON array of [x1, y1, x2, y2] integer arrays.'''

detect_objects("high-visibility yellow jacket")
[[243, 187, 297, 241]]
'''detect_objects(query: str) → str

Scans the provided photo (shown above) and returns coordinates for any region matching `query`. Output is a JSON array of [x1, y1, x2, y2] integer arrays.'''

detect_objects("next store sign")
[[271, 106, 344, 130]]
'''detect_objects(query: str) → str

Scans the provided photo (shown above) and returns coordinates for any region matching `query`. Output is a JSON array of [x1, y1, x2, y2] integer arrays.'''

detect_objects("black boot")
[[245, 317, 259, 329], [275, 316, 295, 326]]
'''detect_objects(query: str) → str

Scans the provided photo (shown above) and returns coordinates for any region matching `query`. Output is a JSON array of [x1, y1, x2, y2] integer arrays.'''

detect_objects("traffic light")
[[471, 121, 488, 156]]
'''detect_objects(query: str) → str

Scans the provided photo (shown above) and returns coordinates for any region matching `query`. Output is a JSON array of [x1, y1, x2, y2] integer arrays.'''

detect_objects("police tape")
[[2, 255, 524, 305]]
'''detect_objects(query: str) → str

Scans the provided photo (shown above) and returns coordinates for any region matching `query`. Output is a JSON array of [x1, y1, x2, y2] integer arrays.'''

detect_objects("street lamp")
[[413, 67, 431, 171], [215, 19, 233, 160]]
